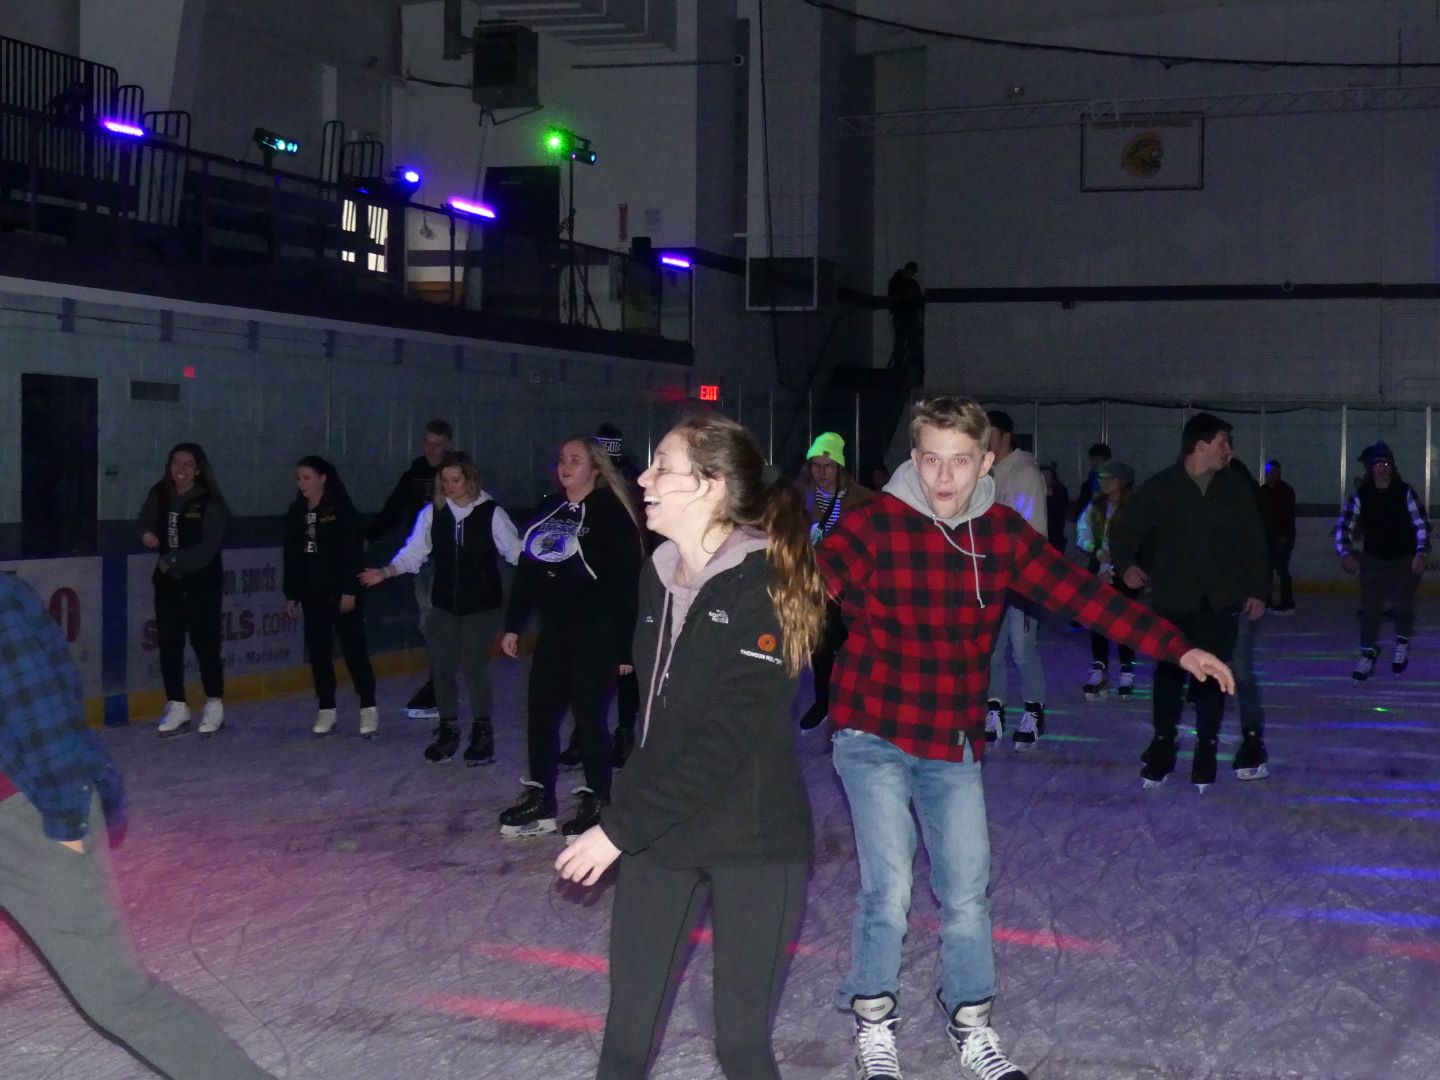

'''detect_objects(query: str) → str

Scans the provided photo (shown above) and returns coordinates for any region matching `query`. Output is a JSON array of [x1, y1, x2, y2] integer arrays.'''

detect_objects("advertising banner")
[[0, 557, 103, 696], [126, 547, 302, 689]]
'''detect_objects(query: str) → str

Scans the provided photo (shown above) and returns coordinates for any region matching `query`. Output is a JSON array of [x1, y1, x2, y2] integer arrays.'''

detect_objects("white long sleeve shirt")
[[389, 494, 522, 575]]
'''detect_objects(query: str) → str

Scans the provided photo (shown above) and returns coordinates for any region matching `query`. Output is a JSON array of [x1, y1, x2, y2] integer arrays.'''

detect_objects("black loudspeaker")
[[472, 23, 540, 109], [478, 165, 561, 321]]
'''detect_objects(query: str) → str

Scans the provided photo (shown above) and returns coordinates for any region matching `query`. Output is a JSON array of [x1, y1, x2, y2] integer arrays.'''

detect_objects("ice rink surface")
[[4, 596, 1439, 1079]]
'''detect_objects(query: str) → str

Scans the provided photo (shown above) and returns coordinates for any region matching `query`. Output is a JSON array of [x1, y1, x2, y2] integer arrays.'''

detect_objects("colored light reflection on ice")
[[471, 941, 607, 972], [1304, 864, 1440, 882], [416, 993, 603, 1032], [1273, 908, 1440, 930]]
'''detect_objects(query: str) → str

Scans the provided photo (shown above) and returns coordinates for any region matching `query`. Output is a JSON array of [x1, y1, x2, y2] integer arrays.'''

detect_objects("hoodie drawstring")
[[933, 517, 988, 609], [640, 590, 673, 747]]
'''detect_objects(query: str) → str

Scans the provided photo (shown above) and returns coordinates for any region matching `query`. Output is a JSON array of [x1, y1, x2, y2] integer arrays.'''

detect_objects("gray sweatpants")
[[1360, 552, 1420, 649], [0, 793, 274, 1080], [427, 607, 503, 719]]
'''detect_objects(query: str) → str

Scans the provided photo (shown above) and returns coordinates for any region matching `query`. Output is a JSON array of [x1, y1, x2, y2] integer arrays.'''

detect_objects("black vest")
[[430, 502, 502, 614], [1358, 482, 1419, 559]]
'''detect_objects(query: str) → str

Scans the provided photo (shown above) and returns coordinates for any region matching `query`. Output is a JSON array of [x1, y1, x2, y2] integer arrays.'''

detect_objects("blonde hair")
[[560, 436, 644, 546], [909, 396, 990, 449], [433, 452, 482, 507], [668, 415, 827, 674]]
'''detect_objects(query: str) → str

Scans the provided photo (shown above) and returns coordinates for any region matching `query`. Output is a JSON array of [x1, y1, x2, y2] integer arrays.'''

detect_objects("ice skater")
[[360, 452, 521, 764], [556, 414, 826, 1080], [137, 442, 229, 737], [1076, 459, 1140, 701], [499, 437, 644, 839], [283, 456, 378, 738], [0, 572, 275, 1080], [365, 418, 453, 719], [816, 397, 1234, 1080], [1335, 441, 1429, 682], [1108, 412, 1269, 791]]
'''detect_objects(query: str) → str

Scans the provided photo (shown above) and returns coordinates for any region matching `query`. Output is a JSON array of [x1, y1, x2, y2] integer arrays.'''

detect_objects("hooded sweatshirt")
[[137, 482, 227, 585], [989, 448, 1048, 538], [602, 530, 812, 867], [816, 459, 1191, 762]]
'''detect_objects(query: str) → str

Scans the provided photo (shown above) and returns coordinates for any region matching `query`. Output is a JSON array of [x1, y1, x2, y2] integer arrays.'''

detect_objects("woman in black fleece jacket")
[[556, 415, 828, 1080], [499, 436, 644, 840], [282, 456, 377, 737]]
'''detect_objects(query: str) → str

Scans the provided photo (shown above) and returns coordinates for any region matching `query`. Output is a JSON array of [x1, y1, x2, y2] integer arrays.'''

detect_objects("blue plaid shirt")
[[0, 573, 124, 840]]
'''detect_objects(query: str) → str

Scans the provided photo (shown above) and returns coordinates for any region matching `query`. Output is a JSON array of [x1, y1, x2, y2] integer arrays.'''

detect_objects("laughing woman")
[[556, 415, 827, 1080]]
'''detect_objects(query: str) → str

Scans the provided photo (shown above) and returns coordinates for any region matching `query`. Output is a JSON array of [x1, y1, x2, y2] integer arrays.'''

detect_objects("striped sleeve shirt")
[[1334, 487, 1430, 558]]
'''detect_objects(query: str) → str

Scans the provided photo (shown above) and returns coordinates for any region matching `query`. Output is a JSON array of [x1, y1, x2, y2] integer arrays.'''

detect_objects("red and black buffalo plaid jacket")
[[817, 470, 1191, 762]]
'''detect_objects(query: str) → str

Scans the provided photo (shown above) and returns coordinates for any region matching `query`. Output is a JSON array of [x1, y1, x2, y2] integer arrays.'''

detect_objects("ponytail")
[[760, 476, 828, 676]]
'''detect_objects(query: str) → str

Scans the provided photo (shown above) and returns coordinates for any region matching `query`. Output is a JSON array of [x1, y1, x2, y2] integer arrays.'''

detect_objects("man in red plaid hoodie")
[[817, 397, 1234, 1080]]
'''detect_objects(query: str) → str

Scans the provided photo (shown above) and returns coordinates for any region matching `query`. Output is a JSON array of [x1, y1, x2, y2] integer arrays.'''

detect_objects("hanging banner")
[[126, 547, 303, 689], [1081, 113, 1204, 191], [0, 557, 103, 697]]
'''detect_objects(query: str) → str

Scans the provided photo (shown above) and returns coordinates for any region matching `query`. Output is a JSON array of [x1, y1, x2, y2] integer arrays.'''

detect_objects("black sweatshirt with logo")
[[365, 456, 439, 542], [283, 496, 365, 603]]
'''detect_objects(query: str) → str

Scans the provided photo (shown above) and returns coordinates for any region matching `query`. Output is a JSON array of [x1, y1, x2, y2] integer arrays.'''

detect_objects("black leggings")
[[303, 596, 376, 709], [809, 602, 848, 717], [527, 624, 618, 799], [154, 575, 223, 701], [599, 855, 807, 1080]]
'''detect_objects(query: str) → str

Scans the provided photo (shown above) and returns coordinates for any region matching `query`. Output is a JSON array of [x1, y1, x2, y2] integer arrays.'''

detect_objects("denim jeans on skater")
[[1232, 613, 1264, 735], [987, 604, 1046, 705], [832, 728, 994, 1013]]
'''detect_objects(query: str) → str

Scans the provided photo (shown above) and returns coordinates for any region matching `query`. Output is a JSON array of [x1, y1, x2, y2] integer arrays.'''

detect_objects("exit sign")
[[698, 384, 720, 402]]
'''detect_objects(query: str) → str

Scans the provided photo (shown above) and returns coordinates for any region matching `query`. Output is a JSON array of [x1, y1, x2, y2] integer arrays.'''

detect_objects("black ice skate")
[[1012, 702, 1044, 752], [938, 992, 1028, 1080], [405, 678, 439, 719], [1393, 636, 1411, 674], [1190, 735, 1219, 793], [424, 719, 460, 763], [799, 700, 828, 731], [1353, 647, 1378, 684], [561, 786, 605, 843], [463, 717, 494, 766], [984, 701, 1004, 744], [851, 994, 903, 1080], [499, 781, 558, 839], [1117, 662, 1137, 700], [1140, 731, 1178, 789], [1233, 730, 1269, 781], [1083, 662, 1108, 701]]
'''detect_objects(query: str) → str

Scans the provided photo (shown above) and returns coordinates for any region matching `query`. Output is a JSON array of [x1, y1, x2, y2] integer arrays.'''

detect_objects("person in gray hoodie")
[[557, 414, 828, 1080], [137, 443, 229, 737], [983, 410, 1051, 749]]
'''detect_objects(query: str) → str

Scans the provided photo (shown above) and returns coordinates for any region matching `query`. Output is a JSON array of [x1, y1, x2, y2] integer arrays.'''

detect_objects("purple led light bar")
[[659, 254, 692, 270], [99, 118, 146, 138], [448, 197, 496, 219]]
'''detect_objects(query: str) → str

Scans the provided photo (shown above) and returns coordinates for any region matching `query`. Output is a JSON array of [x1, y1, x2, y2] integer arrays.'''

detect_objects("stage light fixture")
[[542, 126, 596, 166], [252, 127, 299, 156], [99, 118, 146, 138], [448, 196, 496, 219], [659, 254, 692, 270], [391, 166, 422, 197]]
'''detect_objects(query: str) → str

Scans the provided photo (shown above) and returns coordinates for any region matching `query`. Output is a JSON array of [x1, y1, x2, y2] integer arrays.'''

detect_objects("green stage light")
[[544, 128, 567, 153]]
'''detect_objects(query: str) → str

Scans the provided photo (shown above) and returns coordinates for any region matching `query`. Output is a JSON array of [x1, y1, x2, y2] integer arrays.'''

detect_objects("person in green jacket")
[[1108, 412, 1268, 792]]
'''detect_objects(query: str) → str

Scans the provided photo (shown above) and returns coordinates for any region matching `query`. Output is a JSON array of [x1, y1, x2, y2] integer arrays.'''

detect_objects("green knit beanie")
[[806, 432, 846, 468]]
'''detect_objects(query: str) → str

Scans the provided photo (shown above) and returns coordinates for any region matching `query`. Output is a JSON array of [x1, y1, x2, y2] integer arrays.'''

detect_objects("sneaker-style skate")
[[1353, 647, 1378, 684], [157, 701, 191, 738], [499, 781, 558, 839], [424, 719, 460, 763], [1140, 731, 1178, 789], [405, 679, 439, 719], [1393, 637, 1411, 674], [1191, 735, 1219, 793], [463, 717, 494, 766], [984, 701, 1004, 745], [359, 706, 380, 739], [938, 993, 1028, 1080], [313, 708, 339, 737], [1082, 662, 1108, 701], [1117, 662, 1137, 700], [851, 994, 903, 1080], [1233, 731, 1269, 781], [198, 698, 225, 736], [561, 787, 604, 843], [1012, 703, 1044, 751]]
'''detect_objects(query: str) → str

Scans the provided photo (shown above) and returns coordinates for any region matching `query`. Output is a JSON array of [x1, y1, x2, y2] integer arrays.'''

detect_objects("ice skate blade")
[[198, 727, 224, 738], [500, 819, 558, 840], [360, 731, 379, 740], [1142, 775, 1168, 790], [1393, 665, 1409, 675], [464, 757, 494, 767], [1012, 739, 1037, 752], [1235, 764, 1270, 781], [406, 707, 440, 719], [1083, 691, 1104, 702], [1194, 782, 1212, 793], [424, 755, 456, 764], [157, 723, 191, 738]]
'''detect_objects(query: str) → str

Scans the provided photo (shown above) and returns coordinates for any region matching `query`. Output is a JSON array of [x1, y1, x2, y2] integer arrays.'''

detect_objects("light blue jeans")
[[832, 729, 995, 1013], [987, 605, 1046, 705]]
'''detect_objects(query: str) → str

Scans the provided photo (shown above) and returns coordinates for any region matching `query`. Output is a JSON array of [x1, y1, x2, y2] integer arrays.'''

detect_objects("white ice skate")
[[198, 698, 224, 736], [313, 708, 339, 736], [157, 701, 191, 738]]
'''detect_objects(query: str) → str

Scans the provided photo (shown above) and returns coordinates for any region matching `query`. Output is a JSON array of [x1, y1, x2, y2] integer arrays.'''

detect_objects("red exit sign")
[[698, 384, 720, 402]]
